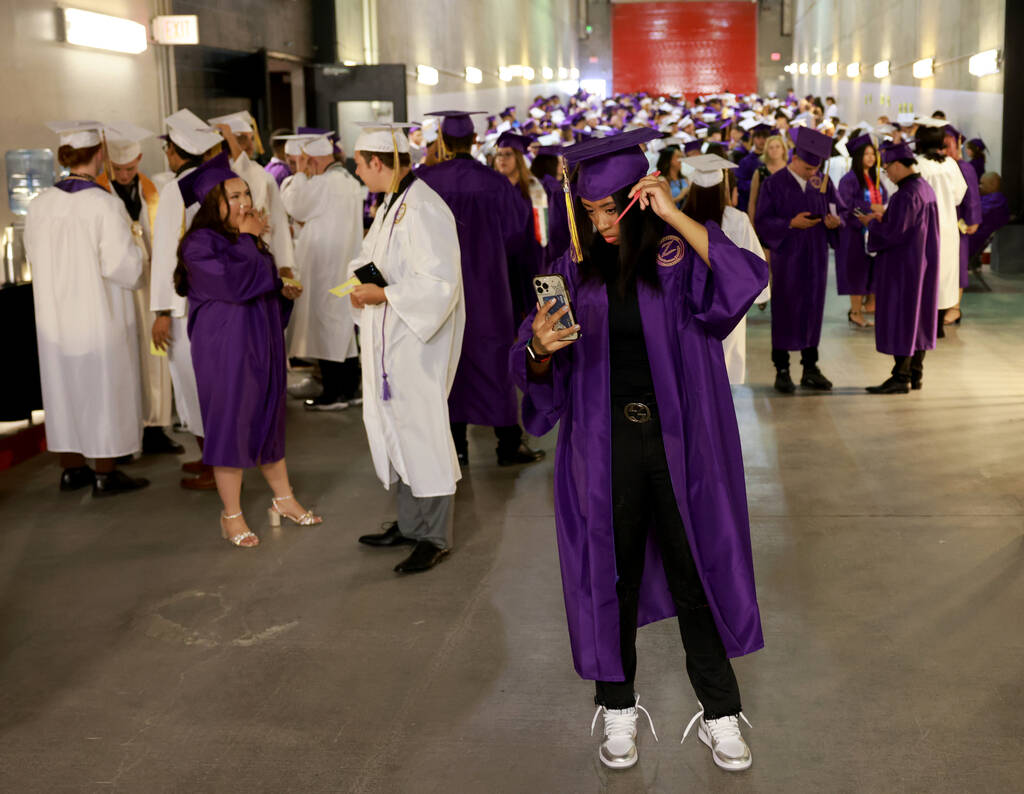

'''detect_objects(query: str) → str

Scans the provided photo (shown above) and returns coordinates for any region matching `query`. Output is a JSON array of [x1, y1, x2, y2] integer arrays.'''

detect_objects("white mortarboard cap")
[[352, 122, 414, 154], [497, 120, 513, 133], [696, 127, 709, 139], [420, 118, 439, 144], [686, 153, 738, 188], [104, 121, 155, 163], [208, 111, 256, 135], [874, 123, 896, 136], [738, 117, 760, 131], [165, 109, 222, 155], [275, 134, 316, 156], [914, 116, 947, 128], [679, 116, 693, 127], [46, 120, 103, 149], [550, 109, 566, 124], [301, 133, 335, 156], [896, 112, 916, 127], [529, 106, 545, 119], [537, 132, 561, 146], [740, 110, 757, 119]]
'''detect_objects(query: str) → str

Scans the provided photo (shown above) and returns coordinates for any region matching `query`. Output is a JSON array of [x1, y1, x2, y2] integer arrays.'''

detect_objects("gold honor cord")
[[561, 159, 583, 263], [820, 156, 830, 194], [388, 129, 402, 195]]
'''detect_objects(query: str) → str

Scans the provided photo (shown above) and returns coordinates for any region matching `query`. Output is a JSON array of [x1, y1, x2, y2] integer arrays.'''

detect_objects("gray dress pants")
[[395, 480, 453, 550]]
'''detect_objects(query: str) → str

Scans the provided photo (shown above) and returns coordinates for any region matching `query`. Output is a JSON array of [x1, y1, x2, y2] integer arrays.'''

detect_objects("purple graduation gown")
[[185, 230, 291, 468], [866, 174, 941, 356], [755, 168, 842, 351], [418, 156, 532, 427], [969, 191, 1011, 259], [956, 160, 982, 288], [509, 224, 768, 681], [541, 173, 570, 266], [735, 150, 760, 212], [264, 158, 291, 188], [835, 170, 888, 295]]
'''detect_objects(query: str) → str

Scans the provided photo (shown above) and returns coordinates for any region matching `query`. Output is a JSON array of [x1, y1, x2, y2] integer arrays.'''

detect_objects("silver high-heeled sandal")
[[268, 494, 323, 527], [220, 511, 259, 547]]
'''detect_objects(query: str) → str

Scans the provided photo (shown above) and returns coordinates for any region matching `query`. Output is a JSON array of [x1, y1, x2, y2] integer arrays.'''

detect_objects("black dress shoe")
[[800, 367, 833, 391], [911, 378, 923, 391], [497, 442, 545, 466], [92, 469, 150, 497], [394, 540, 449, 573], [142, 426, 186, 455], [358, 522, 417, 547], [866, 377, 910, 394], [774, 369, 796, 394], [115, 454, 135, 465], [60, 465, 95, 492]]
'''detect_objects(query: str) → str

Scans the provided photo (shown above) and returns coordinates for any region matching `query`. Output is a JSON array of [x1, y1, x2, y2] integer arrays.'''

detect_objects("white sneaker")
[[287, 376, 323, 399], [590, 697, 658, 770], [682, 703, 752, 771]]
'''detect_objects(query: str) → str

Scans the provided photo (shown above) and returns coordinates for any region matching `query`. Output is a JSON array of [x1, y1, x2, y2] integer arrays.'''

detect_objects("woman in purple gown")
[[174, 152, 322, 548], [510, 129, 767, 773]]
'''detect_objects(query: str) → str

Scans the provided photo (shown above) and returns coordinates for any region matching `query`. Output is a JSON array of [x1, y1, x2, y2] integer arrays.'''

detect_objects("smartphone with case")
[[354, 262, 388, 287], [533, 274, 580, 341]]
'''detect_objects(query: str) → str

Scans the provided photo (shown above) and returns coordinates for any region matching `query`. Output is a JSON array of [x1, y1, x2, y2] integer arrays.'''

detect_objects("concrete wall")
[[790, 0, 1005, 169], [758, 0, 795, 98], [0, 0, 165, 227]]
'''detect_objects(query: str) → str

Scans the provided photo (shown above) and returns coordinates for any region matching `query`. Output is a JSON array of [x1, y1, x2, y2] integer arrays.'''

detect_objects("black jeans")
[[319, 358, 361, 402], [892, 351, 926, 383], [594, 399, 742, 720], [771, 346, 819, 372], [450, 422, 522, 457]]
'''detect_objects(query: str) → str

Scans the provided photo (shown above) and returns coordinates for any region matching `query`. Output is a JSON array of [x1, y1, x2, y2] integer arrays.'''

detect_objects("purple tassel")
[[381, 374, 391, 401]]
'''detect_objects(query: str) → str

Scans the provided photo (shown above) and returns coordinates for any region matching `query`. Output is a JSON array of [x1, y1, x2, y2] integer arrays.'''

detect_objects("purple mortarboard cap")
[[720, 118, 733, 129], [880, 140, 915, 164], [944, 124, 963, 141], [178, 150, 238, 208], [684, 140, 704, 154], [793, 127, 832, 166], [496, 131, 531, 152], [562, 127, 660, 201], [535, 144, 563, 156], [425, 110, 486, 138], [751, 123, 773, 136], [967, 137, 986, 151], [502, 106, 516, 117], [846, 133, 873, 153]]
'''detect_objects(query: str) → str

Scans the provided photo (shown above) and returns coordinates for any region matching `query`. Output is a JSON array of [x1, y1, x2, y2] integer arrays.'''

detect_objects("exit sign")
[[152, 15, 198, 45]]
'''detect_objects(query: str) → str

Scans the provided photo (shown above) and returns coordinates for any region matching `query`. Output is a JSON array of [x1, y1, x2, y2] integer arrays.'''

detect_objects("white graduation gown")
[[231, 152, 296, 273], [720, 206, 769, 385], [349, 179, 465, 498], [280, 166, 363, 361], [25, 186, 144, 458], [915, 157, 967, 309], [150, 170, 204, 436]]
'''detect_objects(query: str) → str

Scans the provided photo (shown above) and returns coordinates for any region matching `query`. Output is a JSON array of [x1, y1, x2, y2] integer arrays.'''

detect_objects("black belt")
[[613, 397, 657, 424]]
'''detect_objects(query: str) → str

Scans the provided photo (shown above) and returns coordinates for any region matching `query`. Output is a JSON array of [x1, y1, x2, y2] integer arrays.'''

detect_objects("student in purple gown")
[[862, 142, 941, 393], [944, 126, 981, 325], [510, 129, 766, 773], [970, 172, 1011, 260], [530, 144, 570, 264], [966, 138, 986, 181], [265, 131, 293, 187], [755, 127, 843, 393], [735, 124, 770, 212], [416, 111, 544, 467], [174, 153, 321, 549], [836, 133, 888, 328]]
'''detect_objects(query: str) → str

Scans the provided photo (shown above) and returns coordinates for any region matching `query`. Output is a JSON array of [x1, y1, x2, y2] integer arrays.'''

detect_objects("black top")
[[592, 237, 656, 402], [111, 176, 142, 221]]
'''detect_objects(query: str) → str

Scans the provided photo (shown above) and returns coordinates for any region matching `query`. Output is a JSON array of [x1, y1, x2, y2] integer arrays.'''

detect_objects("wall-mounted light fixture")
[[558, 66, 569, 80], [873, 60, 890, 79], [416, 64, 439, 85], [826, 61, 838, 76], [342, 60, 358, 66], [912, 58, 934, 79], [569, 67, 580, 80], [62, 7, 148, 54], [968, 48, 1000, 77], [542, 66, 554, 80], [786, 62, 797, 74], [810, 62, 821, 75], [798, 62, 808, 74], [846, 62, 860, 78], [464, 66, 482, 84]]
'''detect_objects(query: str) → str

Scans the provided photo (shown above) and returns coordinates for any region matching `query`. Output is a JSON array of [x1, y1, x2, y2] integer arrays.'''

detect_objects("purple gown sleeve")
[[753, 176, 791, 251], [685, 222, 769, 340], [185, 231, 282, 303], [961, 165, 982, 226], [866, 195, 915, 253], [838, 173, 862, 225], [509, 308, 573, 436]]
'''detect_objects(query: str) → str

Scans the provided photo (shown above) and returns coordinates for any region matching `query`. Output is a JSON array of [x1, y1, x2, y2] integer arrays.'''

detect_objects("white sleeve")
[[150, 180, 187, 315], [383, 197, 462, 344], [263, 174, 295, 272], [98, 197, 144, 289], [280, 172, 328, 222], [722, 207, 770, 302]]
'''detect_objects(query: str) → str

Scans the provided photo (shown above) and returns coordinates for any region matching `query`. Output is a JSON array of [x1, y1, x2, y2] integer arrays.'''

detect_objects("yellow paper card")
[[282, 276, 302, 289], [329, 276, 360, 298], [150, 340, 167, 357]]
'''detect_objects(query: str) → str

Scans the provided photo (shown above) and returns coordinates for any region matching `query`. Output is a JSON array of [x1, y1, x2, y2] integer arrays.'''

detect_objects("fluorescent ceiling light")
[[542, 66, 553, 80], [873, 60, 890, 78], [63, 8, 148, 54], [417, 64, 439, 85], [811, 62, 821, 76], [464, 66, 482, 84], [787, 62, 797, 74], [969, 49, 1000, 77], [847, 62, 860, 77], [569, 67, 580, 80], [913, 58, 933, 79], [826, 61, 838, 76], [798, 62, 808, 74], [342, 60, 358, 66], [558, 66, 569, 80], [523, 66, 535, 80]]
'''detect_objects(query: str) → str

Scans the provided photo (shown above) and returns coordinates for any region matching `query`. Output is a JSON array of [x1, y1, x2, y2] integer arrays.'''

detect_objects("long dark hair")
[[173, 183, 237, 296], [530, 154, 559, 180], [574, 185, 665, 295], [656, 148, 680, 179], [851, 143, 877, 190], [915, 127, 947, 163], [681, 181, 728, 227]]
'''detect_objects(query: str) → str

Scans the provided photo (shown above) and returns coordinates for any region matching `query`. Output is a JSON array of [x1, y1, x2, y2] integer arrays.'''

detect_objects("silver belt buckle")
[[623, 402, 652, 424]]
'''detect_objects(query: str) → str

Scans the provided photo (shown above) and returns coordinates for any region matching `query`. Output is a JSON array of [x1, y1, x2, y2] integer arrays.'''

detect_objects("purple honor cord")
[[378, 185, 412, 402]]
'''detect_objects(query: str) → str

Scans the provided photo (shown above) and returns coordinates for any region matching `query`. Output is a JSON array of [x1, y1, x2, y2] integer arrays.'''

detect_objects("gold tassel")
[[388, 129, 401, 194], [561, 159, 582, 263], [437, 130, 450, 162], [250, 113, 265, 157], [819, 156, 830, 194]]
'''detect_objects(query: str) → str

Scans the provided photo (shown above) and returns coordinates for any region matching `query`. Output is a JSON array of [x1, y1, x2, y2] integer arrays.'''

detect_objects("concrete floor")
[[1, 273, 1022, 793]]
